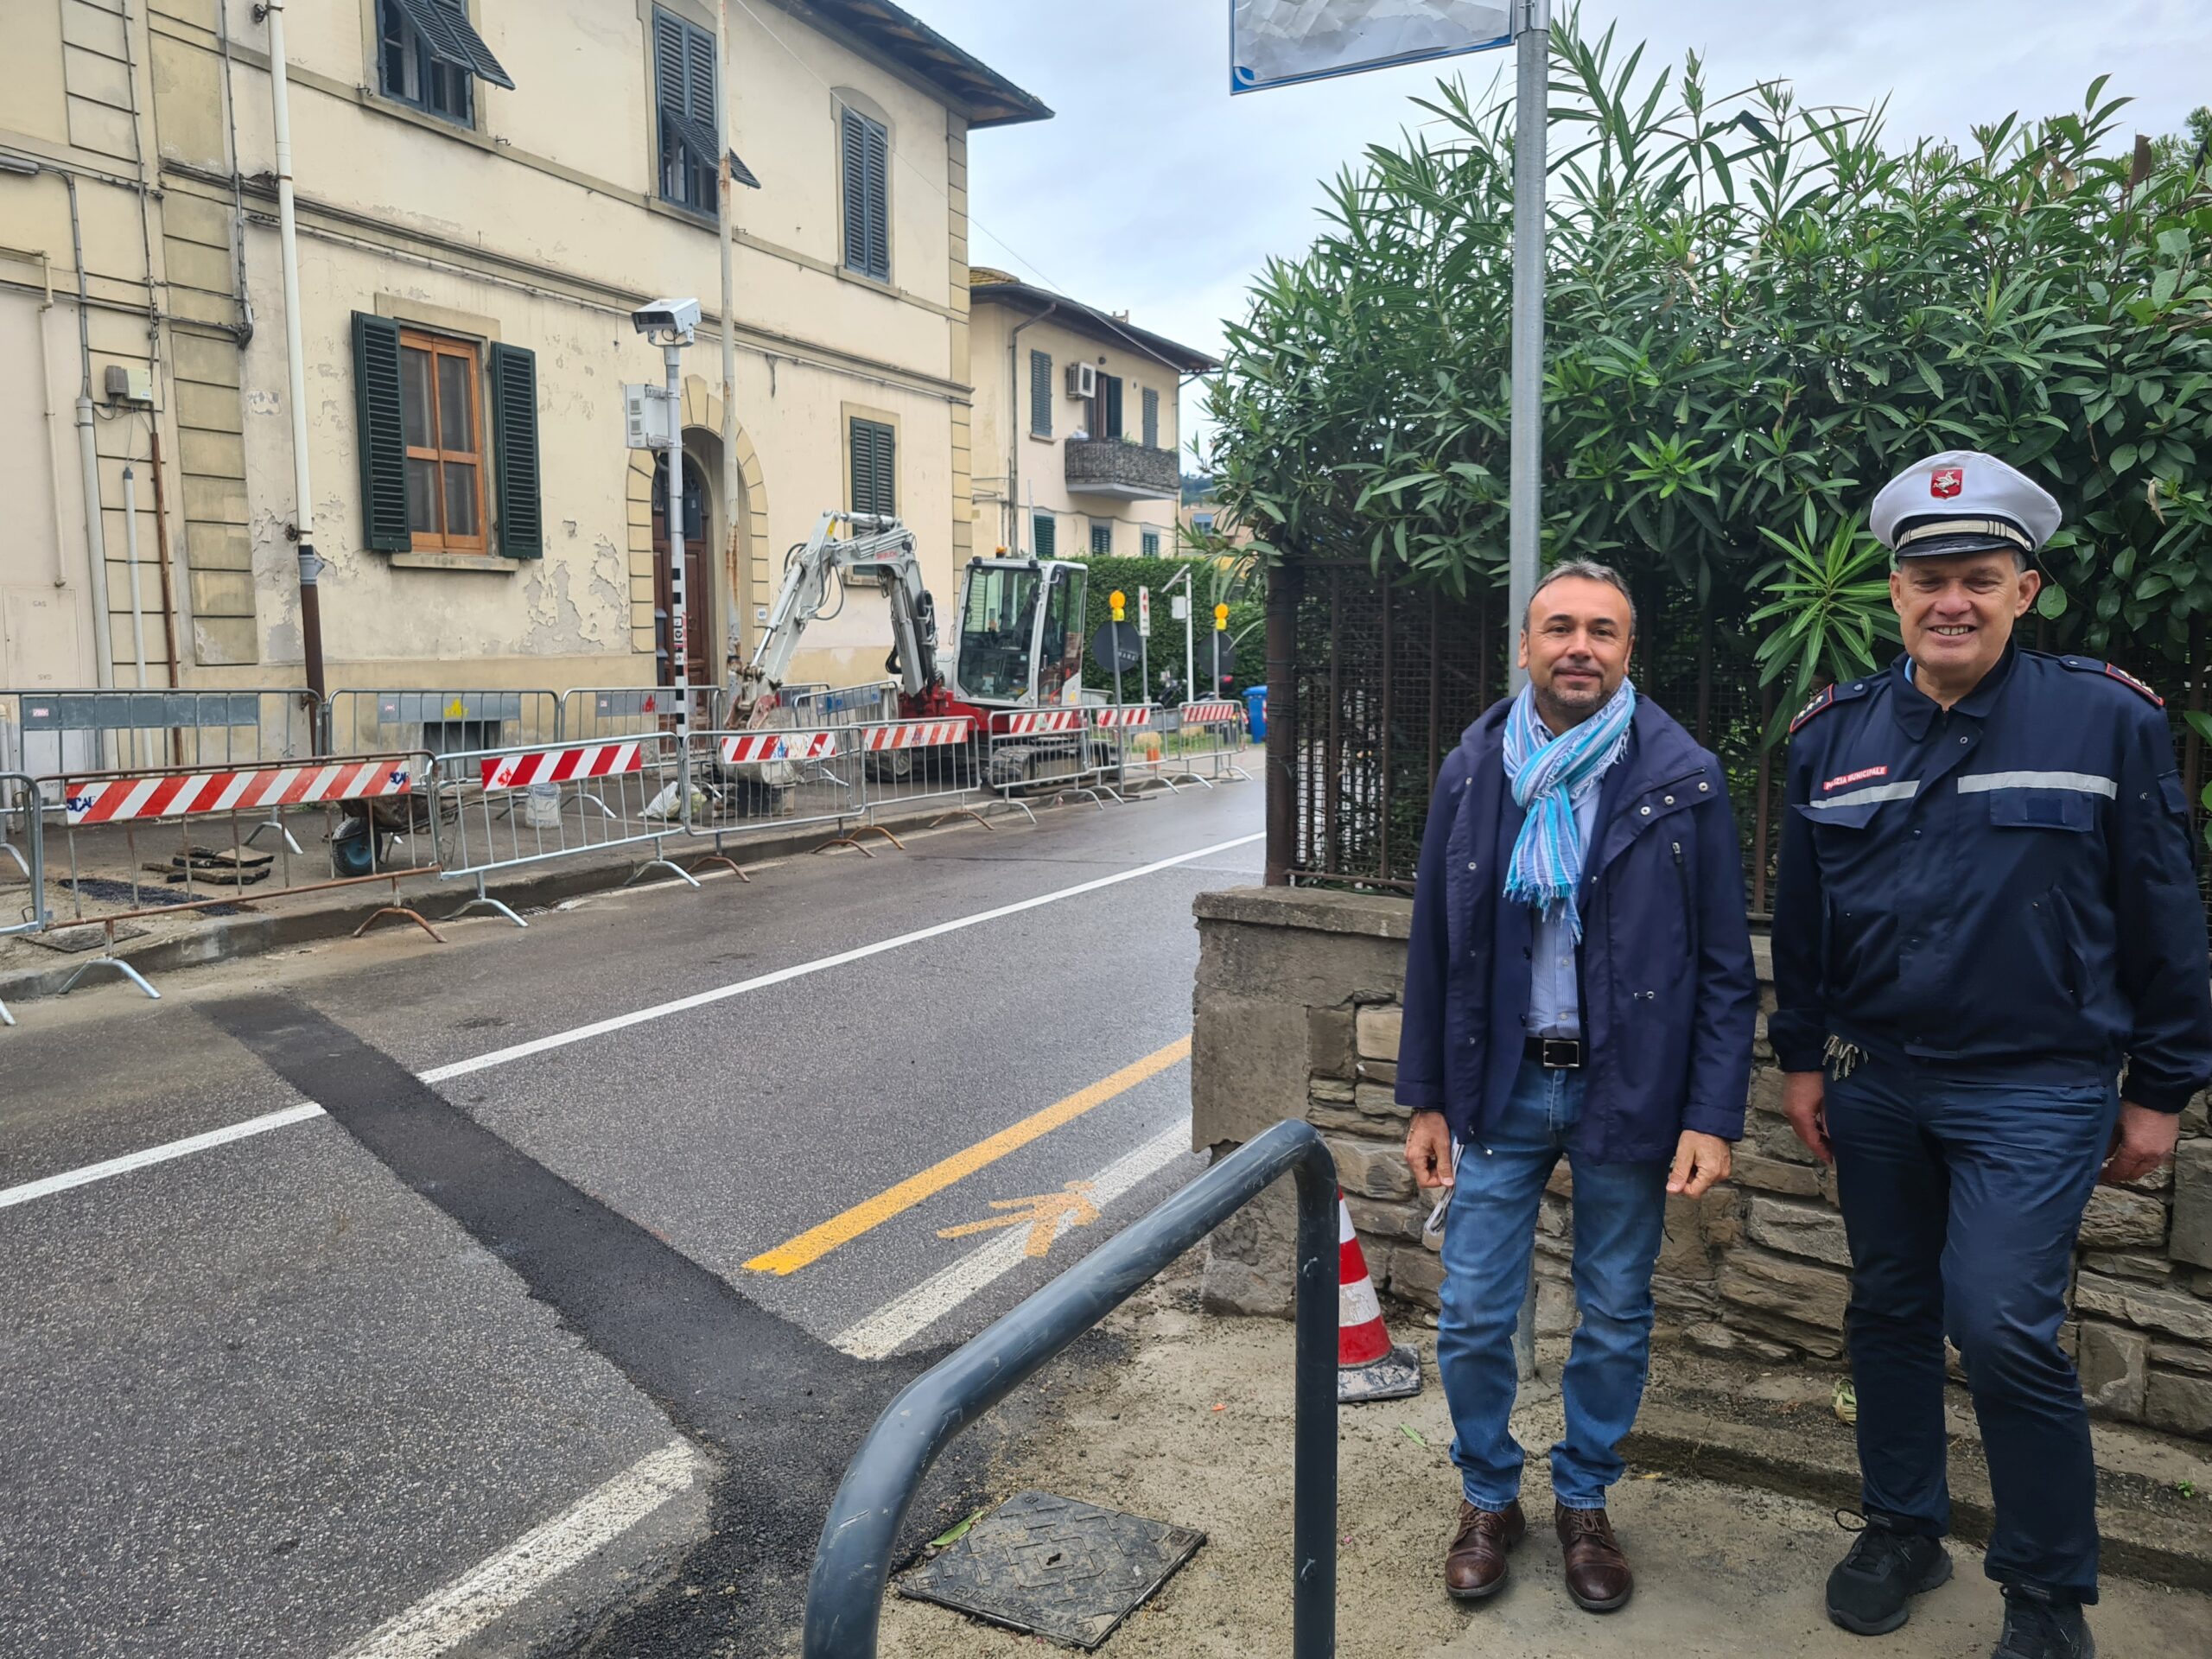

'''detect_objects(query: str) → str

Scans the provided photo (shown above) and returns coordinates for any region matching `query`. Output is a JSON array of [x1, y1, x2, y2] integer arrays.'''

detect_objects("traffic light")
[[1110, 589, 1127, 623], [1214, 602, 1230, 632]]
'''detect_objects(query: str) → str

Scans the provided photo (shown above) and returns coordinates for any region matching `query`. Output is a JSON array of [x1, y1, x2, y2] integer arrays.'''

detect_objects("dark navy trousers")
[[1824, 1056, 2119, 1603]]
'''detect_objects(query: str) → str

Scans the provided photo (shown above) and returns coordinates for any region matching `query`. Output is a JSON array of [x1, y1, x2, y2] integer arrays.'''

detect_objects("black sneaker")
[[1992, 1585, 2095, 1659], [1825, 1511, 1954, 1636]]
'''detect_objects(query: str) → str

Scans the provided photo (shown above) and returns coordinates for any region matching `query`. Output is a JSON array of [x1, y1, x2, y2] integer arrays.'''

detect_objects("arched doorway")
[[652, 452, 710, 690]]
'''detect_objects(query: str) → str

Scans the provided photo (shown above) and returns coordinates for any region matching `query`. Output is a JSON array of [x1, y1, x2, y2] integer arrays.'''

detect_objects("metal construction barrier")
[[685, 727, 861, 872], [0, 688, 322, 830], [1089, 702, 1188, 798], [43, 750, 441, 999], [783, 679, 899, 729], [323, 690, 563, 761], [556, 684, 716, 744], [1157, 698, 1254, 787], [982, 707, 1121, 808], [429, 733, 699, 926], [821, 715, 989, 852], [801, 1119, 1341, 1658], [0, 772, 47, 1027]]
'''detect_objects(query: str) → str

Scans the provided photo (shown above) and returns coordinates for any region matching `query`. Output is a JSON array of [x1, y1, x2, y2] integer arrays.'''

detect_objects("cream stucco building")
[[0, 0, 1047, 709], [966, 270, 1217, 566]]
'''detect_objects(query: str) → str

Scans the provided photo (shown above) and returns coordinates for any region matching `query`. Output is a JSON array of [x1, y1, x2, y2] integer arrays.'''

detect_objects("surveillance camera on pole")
[[632, 297, 701, 784]]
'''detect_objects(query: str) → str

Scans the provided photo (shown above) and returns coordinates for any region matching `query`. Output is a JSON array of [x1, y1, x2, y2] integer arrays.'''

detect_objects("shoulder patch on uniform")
[[2056, 656, 2165, 708], [1789, 677, 1872, 735]]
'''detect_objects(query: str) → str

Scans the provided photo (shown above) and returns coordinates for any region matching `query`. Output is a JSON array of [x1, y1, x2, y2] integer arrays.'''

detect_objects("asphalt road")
[[0, 782, 1263, 1658]]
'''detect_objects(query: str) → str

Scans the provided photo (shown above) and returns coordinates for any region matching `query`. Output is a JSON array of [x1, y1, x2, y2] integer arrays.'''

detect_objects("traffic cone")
[[1337, 1188, 1422, 1403]]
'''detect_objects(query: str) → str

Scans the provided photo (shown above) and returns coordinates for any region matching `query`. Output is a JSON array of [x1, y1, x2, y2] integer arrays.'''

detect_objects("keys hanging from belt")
[[1825, 1035, 1865, 1081]]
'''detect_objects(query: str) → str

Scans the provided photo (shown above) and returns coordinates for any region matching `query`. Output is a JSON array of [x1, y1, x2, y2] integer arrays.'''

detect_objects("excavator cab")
[[952, 559, 1088, 709]]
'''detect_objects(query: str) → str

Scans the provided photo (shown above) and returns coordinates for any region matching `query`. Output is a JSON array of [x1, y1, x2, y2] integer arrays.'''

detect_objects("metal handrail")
[[802, 1118, 1340, 1658]]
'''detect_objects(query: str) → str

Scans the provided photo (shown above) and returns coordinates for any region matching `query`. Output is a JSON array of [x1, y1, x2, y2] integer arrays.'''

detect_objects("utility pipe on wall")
[[262, 0, 326, 702], [716, 0, 742, 672], [55, 161, 117, 691]]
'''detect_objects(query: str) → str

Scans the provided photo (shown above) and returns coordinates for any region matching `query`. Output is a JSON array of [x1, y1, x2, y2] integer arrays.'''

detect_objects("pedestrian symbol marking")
[[938, 1182, 1099, 1258]]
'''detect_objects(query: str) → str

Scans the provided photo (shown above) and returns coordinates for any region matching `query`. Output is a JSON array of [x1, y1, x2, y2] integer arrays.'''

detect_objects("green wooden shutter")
[[1033, 513, 1054, 559], [1101, 376, 1124, 440], [850, 418, 895, 518], [488, 342, 542, 559], [1142, 386, 1160, 449], [1030, 349, 1052, 437], [842, 110, 869, 273], [652, 10, 688, 203], [873, 422, 895, 515], [863, 117, 889, 279], [351, 311, 410, 552], [849, 418, 872, 513]]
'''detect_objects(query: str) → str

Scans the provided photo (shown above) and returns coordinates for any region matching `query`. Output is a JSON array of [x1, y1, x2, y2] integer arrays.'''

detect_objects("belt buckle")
[[1541, 1038, 1582, 1070]]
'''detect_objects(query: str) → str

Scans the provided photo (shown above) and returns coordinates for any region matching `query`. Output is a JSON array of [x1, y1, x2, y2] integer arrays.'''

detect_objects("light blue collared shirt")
[[1524, 776, 1604, 1039]]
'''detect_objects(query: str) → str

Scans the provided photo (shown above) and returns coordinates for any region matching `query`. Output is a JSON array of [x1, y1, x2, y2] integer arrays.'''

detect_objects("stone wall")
[[1191, 887, 2212, 1440]]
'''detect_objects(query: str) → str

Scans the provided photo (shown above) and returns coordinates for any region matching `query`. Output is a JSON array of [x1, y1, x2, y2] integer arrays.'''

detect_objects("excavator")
[[725, 511, 1101, 786]]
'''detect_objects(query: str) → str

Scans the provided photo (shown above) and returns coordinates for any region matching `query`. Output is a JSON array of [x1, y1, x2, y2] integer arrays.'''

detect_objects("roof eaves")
[[790, 0, 1052, 129], [970, 278, 1220, 374]]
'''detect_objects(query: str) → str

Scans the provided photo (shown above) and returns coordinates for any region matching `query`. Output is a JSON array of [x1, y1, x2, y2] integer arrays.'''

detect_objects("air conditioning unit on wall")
[[1065, 361, 1098, 400]]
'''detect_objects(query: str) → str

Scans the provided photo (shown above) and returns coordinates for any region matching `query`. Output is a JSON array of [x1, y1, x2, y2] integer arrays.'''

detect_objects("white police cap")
[[1869, 449, 2063, 559]]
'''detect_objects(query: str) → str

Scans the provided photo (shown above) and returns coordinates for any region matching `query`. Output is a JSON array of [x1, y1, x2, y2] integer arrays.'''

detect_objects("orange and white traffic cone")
[[1338, 1188, 1423, 1403]]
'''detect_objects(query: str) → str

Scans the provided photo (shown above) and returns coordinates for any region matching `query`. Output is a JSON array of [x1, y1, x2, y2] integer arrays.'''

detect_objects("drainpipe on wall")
[[716, 0, 742, 680], [262, 0, 326, 706], [48, 158, 118, 690], [122, 466, 149, 689], [1007, 302, 1058, 557]]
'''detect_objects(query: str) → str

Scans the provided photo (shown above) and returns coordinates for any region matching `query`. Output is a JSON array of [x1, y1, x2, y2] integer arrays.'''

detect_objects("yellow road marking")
[[937, 1183, 1100, 1259], [742, 1035, 1191, 1276]]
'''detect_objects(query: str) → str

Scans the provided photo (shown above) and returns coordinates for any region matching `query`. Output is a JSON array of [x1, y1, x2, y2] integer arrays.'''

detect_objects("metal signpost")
[[1230, 0, 1542, 690], [1230, 0, 1546, 1369]]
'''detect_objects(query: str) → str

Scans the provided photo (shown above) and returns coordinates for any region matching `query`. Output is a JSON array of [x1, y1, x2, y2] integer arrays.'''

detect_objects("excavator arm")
[[742, 512, 941, 709]]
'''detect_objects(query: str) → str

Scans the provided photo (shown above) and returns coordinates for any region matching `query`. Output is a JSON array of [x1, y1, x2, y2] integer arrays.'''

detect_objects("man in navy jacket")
[[1398, 561, 1757, 1613]]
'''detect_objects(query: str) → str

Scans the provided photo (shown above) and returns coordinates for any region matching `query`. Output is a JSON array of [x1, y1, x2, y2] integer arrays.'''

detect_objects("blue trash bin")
[[1243, 685, 1267, 743]]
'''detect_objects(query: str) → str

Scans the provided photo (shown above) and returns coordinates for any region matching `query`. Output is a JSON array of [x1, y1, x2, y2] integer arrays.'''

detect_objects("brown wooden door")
[[652, 454, 710, 690]]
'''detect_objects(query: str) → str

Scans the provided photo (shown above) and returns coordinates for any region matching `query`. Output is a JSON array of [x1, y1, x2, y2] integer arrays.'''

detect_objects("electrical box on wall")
[[624, 383, 675, 450], [103, 365, 153, 405]]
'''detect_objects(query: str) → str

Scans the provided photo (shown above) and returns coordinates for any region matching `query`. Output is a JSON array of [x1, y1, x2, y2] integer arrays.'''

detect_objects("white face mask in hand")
[[1422, 1141, 1465, 1249]]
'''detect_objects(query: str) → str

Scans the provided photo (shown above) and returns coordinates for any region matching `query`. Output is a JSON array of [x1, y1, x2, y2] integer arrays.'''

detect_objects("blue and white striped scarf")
[[1501, 677, 1636, 942]]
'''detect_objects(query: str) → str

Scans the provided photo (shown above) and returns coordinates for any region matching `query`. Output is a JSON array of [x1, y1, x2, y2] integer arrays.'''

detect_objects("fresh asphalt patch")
[[201, 994, 1007, 1658]]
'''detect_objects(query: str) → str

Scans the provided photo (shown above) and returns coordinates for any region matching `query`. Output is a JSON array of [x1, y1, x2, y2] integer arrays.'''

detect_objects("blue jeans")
[[1826, 1056, 2118, 1602], [1437, 1058, 1669, 1510]]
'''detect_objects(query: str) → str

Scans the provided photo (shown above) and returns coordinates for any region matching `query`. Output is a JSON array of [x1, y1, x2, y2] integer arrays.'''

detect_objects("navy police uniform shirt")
[[1770, 644, 2212, 1112]]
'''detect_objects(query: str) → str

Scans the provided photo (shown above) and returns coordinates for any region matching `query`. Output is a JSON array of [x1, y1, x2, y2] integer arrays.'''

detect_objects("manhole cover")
[[23, 922, 150, 954], [895, 1491, 1204, 1649]]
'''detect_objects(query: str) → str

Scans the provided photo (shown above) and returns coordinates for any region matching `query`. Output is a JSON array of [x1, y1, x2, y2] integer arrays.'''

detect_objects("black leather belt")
[[1525, 1035, 1585, 1069]]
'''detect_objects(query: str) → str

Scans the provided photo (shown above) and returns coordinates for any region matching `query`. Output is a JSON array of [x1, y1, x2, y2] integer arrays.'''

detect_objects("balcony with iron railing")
[[1064, 436, 1179, 500]]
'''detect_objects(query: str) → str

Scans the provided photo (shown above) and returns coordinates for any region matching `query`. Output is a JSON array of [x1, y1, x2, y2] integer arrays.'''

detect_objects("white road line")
[[0, 833, 1261, 1213], [420, 832, 1262, 1085], [0, 1102, 327, 1211], [835, 1118, 1195, 1361], [335, 1437, 701, 1659]]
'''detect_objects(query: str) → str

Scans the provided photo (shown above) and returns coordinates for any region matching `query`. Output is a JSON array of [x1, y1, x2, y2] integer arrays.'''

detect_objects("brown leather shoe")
[[1445, 1499, 1526, 1600], [1556, 1503, 1632, 1611]]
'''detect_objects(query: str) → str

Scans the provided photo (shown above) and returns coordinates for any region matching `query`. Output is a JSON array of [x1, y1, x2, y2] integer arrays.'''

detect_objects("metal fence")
[[428, 733, 698, 925], [1273, 561, 2212, 919], [41, 749, 440, 999], [556, 685, 718, 744], [801, 1118, 1341, 1659], [323, 690, 563, 760], [0, 687, 321, 780], [983, 708, 1121, 807], [0, 772, 44, 1027]]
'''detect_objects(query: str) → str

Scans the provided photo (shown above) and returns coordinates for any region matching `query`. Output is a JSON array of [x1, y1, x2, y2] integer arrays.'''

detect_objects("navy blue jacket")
[[1395, 697, 1759, 1162], [1770, 645, 2212, 1112]]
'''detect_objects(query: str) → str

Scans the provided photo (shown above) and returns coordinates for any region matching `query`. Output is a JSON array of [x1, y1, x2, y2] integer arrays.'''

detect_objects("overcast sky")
[[908, 0, 2212, 466]]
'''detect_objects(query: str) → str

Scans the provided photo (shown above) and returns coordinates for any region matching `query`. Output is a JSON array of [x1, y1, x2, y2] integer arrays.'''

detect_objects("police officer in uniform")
[[1771, 450, 2212, 1659]]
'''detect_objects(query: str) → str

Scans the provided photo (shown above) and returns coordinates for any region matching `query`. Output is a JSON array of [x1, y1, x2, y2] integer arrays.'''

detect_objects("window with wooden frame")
[[397, 328, 488, 551], [353, 312, 540, 559], [1090, 520, 1113, 556], [375, 0, 513, 127], [849, 416, 897, 519]]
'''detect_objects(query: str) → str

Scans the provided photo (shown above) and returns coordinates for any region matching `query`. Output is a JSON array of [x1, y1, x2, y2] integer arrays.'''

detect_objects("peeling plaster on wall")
[[265, 620, 302, 665], [586, 536, 626, 616], [518, 557, 609, 656]]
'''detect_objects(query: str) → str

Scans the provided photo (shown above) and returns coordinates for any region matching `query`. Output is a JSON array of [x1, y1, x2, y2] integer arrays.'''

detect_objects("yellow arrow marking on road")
[[937, 1182, 1100, 1259]]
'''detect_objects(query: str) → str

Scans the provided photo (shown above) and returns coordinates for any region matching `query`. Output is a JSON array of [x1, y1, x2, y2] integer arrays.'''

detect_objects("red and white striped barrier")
[[1181, 699, 1242, 725], [64, 759, 416, 827], [1090, 706, 1157, 728], [1337, 1189, 1423, 1402], [861, 718, 973, 752], [480, 741, 641, 792], [719, 731, 841, 765], [1000, 709, 1084, 736]]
